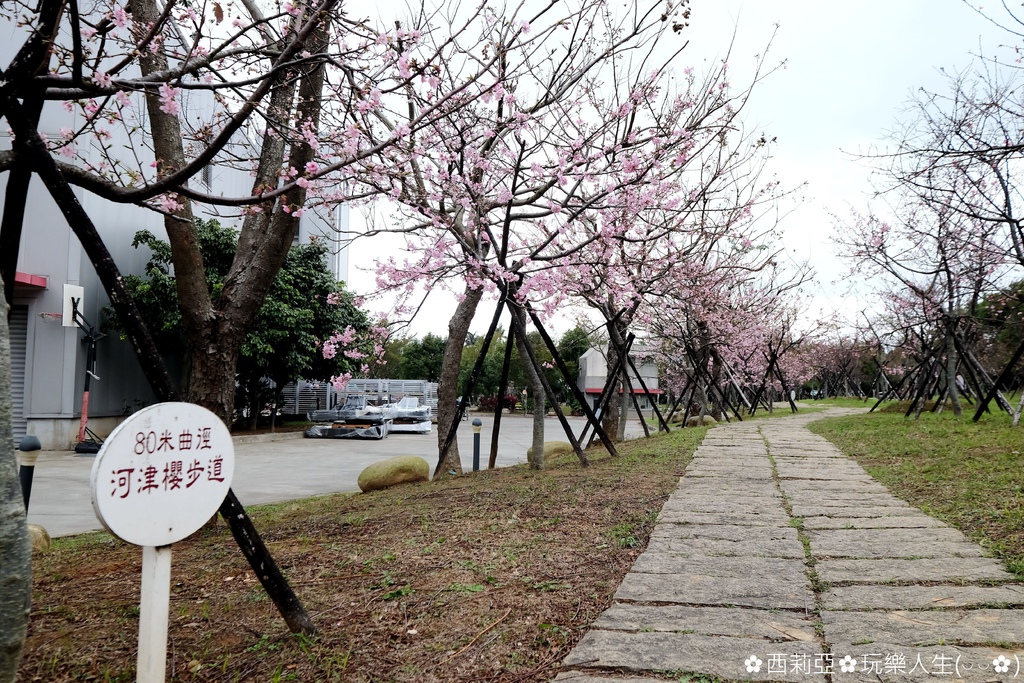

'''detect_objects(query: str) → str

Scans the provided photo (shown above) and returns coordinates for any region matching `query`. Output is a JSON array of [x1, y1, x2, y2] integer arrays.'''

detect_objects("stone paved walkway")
[[556, 410, 1024, 682]]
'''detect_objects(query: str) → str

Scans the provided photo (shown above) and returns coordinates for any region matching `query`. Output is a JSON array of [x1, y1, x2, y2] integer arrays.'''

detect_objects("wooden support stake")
[[522, 302, 618, 457], [488, 326, 516, 469], [973, 336, 1024, 422], [507, 302, 588, 465]]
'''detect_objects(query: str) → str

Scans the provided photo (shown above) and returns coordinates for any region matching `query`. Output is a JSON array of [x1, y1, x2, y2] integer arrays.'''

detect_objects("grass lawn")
[[808, 407, 1024, 578], [19, 426, 706, 683]]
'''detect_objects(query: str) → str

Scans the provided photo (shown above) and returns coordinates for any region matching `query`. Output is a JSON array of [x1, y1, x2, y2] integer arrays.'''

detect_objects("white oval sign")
[[90, 403, 234, 546]]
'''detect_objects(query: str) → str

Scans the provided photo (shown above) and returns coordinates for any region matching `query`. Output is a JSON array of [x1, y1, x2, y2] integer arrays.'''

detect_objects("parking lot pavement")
[[25, 414, 647, 538]]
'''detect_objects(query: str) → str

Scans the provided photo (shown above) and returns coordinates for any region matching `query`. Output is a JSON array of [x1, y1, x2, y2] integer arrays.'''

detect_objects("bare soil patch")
[[19, 427, 706, 682]]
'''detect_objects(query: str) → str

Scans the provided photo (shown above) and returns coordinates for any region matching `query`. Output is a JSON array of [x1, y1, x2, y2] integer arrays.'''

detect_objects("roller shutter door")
[[9, 305, 28, 447]]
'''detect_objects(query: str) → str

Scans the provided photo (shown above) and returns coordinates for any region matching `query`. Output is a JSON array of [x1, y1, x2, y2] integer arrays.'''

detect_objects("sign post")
[[90, 403, 234, 683], [137, 545, 172, 682]]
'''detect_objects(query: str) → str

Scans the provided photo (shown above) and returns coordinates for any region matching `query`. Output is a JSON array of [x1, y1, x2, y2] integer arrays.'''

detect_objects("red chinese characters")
[[111, 426, 226, 498]]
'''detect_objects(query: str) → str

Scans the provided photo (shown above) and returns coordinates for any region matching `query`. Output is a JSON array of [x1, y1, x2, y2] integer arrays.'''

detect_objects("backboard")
[[62, 284, 84, 328]]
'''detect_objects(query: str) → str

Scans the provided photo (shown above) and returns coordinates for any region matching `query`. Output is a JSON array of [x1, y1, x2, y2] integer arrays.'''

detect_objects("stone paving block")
[[692, 450, 768, 457], [683, 470, 776, 480], [658, 511, 792, 526], [595, 603, 818, 641], [822, 608, 1024, 647], [774, 462, 864, 473], [780, 480, 889, 494], [667, 494, 782, 508], [680, 473, 777, 484], [828, 642, 1021, 682], [614, 571, 815, 609], [807, 527, 966, 544], [785, 493, 909, 507], [691, 453, 768, 461], [677, 484, 782, 498], [696, 444, 766, 452], [562, 630, 826, 683], [631, 554, 807, 579], [663, 495, 780, 509], [646, 536, 805, 558], [775, 470, 874, 482], [803, 515, 948, 530], [661, 501, 782, 515], [821, 584, 1024, 610], [791, 505, 933, 519], [686, 463, 774, 472], [554, 674, 667, 683], [686, 463, 775, 472], [652, 523, 799, 542], [816, 557, 1014, 584], [809, 539, 983, 559]]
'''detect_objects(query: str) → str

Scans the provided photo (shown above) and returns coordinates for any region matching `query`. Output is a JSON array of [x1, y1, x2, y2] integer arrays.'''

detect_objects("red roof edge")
[[14, 271, 48, 289]]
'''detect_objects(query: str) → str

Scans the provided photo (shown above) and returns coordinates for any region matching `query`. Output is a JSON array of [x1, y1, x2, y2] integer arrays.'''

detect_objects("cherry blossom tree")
[[558, 115, 793, 433], [835, 190, 1007, 417], [647, 253, 810, 420], [352, 2, 802, 471]]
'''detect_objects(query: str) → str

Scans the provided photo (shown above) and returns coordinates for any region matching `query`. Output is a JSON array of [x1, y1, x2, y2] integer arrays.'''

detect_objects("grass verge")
[[807, 410, 1024, 578], [20, 426, 706, 683]]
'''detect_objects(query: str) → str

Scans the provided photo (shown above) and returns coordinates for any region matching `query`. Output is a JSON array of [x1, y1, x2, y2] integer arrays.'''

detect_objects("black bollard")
[[472, 418, 482, 472], [18, 434, 42, 510]]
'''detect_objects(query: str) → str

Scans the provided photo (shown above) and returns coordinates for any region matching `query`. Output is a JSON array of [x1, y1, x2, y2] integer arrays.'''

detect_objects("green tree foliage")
[[556, 325, 593, 387], [389, 326, 593, 407], [368, 335, 412, 379], [398, 333, 447, 382], [508, 331, 553, 405], [458, 328, 508, 398], [110, 219, 369, 424], [977, 279, 1024, 381], [461, 326, 593, 409]]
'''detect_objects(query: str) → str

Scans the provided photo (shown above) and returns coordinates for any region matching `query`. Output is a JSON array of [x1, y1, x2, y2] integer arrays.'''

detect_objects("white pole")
[[137, 545, 172, 683]]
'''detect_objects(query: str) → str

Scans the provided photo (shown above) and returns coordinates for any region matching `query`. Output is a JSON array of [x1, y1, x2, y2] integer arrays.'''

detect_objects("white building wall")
[[577, 346, 659, 394]]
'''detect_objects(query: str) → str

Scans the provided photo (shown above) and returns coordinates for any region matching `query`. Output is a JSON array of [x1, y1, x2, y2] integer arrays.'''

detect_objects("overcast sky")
[[346, 0, 1012, 337]]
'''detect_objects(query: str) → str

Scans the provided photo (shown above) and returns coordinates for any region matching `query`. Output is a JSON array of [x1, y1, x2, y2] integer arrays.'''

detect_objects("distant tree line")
[[371, 326, 593, 410]]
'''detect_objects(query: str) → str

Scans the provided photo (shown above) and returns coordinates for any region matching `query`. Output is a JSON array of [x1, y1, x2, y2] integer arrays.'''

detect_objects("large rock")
[[526, 441, 574, 458], [28, 524, 51, 553], [685, 415, 717, 427], [358, 456, 430, 492]]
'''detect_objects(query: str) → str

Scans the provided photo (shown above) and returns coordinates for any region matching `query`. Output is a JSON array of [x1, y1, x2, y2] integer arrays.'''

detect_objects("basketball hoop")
[[38, 312, 64, 324]]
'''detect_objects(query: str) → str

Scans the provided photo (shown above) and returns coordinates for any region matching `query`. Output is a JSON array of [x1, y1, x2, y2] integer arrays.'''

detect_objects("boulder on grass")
[[526, 441, 574, 459], [28, 524, 51, 553], [358, 456, 430, 492], [685, 415, 718, 427]]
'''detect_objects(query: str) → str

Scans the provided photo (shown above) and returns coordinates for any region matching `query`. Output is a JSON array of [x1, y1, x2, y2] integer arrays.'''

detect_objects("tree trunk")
[[0, 291, 31, 682], [3, 2, 318, 638], [616, 371, 629, 441], [435, 284, 484, 476], [512, 307, 545, 469], [602, 315, 632, 442], [601, 368, 621, 440], [709, 353, 724, 421], [129, 0, 210, 339]]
